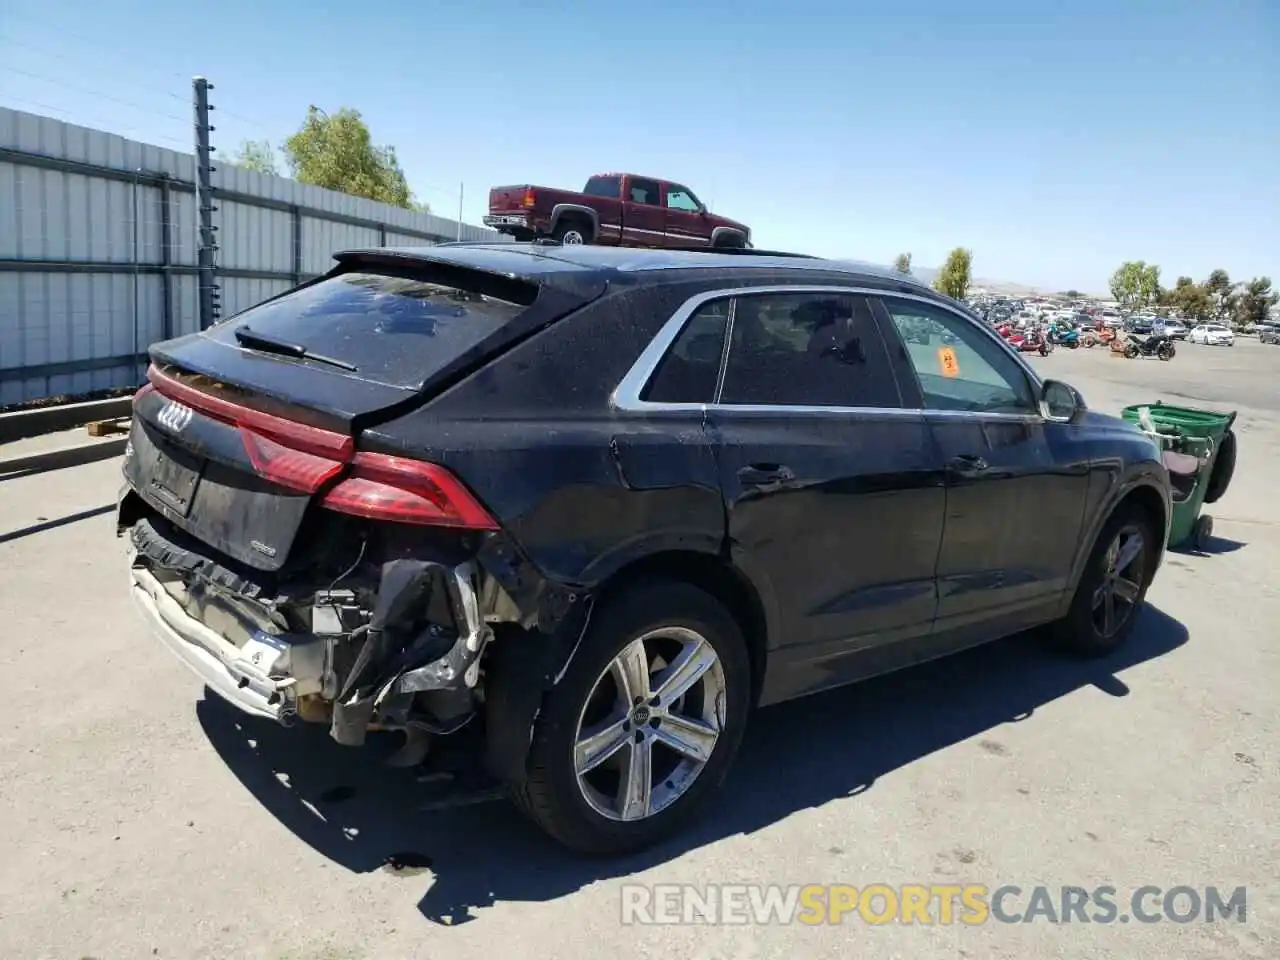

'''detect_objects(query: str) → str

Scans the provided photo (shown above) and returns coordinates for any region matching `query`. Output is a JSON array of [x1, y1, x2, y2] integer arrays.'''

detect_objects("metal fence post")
[[159, 176, 174, 340], [193, 77, 220, 328], [290, 205, 302, 286]]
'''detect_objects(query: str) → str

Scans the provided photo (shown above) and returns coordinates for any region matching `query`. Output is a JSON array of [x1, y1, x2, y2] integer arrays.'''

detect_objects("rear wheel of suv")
[[1051, 505, 1156, 658], [511, 580, 751, 856]]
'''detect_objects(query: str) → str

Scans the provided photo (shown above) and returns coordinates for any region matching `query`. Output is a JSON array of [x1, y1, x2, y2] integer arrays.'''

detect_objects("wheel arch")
[[1063, 476, 1169, 615], [550, 203, 599, 240], [482, 545, 774, 784], [592, 550, 771, 708], [710, 226, 748, 248], [1122, 482, 1169, 549]]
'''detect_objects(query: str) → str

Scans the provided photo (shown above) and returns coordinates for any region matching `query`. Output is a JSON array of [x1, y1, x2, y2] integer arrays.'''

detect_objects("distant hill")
[[838, 259, 1103, 299], [903, 266, 1100, 299]]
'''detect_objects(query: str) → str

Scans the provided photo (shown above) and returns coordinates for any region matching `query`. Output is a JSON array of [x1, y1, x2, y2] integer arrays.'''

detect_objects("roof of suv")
[[334, 242, 934, 291]]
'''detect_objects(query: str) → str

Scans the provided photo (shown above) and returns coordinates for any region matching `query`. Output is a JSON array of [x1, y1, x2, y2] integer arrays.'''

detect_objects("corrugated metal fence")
[[0, 106, 505, 406]]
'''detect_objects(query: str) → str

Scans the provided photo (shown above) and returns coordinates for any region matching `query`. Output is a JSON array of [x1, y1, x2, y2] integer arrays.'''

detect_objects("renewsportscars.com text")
[[620, 883, 1248, 926]]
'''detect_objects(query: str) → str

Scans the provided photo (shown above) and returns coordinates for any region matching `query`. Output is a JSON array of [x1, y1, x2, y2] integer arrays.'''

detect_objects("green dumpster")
[[1120, 402, 1237, 550]]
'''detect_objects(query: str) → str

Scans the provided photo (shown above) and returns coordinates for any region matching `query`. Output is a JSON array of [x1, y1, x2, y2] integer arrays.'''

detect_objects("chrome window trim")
[[611, 284, 1046, 421]]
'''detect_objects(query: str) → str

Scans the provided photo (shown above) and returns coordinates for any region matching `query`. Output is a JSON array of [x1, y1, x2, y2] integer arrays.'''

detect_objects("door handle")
[[738, 463, 794, 486], [947, 454, 989, 476]]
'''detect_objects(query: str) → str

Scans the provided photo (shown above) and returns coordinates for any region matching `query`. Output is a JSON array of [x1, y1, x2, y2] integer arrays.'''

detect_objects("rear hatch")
[[127, 251, 604, 572]]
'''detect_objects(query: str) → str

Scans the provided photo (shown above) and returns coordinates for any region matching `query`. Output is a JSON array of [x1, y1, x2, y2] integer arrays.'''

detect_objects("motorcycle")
[[1011, 329, 1051, 356], [1124, 332, 1176, 361], [1082, 326, 1116, 348], [1048, 324, 1080, 348]]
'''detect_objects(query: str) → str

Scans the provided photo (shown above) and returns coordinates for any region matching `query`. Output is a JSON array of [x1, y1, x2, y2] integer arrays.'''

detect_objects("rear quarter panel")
[[357, 282, 726, 586]]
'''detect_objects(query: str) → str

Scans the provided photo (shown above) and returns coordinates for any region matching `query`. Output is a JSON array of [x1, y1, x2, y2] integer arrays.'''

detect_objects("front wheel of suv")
[[1051, 505, 1157, 658], [511, 580, 751, 856]]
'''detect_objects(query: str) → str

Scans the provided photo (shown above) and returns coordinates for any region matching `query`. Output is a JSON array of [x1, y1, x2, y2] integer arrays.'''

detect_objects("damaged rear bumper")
[[131, 565, 289, 721], [128, 545, 493, 741]]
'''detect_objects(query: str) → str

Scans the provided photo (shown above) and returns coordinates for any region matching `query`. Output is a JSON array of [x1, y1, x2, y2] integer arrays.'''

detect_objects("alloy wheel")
[[1091, 525, 1146, 638], [573, 627, 727, 822]]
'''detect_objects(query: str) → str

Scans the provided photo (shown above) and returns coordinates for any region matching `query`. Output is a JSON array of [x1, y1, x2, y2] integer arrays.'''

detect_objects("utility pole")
[[193, 76, 220, 328]]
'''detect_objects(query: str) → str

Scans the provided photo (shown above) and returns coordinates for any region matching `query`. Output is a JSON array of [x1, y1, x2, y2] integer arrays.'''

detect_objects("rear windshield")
[[211, 270, 529, 388], [583, 175, 621, 198]]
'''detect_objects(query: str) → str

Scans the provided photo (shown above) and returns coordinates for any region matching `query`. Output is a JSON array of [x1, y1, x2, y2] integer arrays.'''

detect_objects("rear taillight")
[[147, 365, 498, 529], [240, 429, 345, 494], [321, 452, 499, 530], [522, 187, 536, 209], [133, 382, 155, 408]]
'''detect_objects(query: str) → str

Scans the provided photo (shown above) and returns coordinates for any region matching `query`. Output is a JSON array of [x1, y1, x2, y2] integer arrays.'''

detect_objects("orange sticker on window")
[[938, 346, 960, 378]]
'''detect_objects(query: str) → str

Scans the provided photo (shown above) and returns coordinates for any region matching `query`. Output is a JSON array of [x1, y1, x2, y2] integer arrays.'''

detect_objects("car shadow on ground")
[[197, 603, 1188, 926]]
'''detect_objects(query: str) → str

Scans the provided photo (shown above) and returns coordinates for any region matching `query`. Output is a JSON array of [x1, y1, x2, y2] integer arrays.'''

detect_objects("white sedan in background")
[[1188, 324, 1235, 346]]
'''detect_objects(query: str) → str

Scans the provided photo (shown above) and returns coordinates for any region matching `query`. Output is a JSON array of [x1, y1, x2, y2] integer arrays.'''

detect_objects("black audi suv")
[[118, 243, 1172, 854]]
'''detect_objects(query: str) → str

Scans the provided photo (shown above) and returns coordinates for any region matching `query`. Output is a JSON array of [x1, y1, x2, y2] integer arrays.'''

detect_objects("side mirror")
[[1041, 379, 1085, 422]]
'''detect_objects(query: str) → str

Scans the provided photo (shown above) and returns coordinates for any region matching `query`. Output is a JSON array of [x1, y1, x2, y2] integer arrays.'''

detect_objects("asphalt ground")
[[1, 336, 1276, 959]]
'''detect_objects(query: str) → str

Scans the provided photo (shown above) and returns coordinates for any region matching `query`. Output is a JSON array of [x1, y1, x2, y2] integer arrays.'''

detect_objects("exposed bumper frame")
[[131, 555, 495, 732], [130, 565, 289, 721]]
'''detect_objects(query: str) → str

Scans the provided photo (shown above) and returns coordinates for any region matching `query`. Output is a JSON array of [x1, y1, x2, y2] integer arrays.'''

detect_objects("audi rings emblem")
[[157, 401, 194, 433]]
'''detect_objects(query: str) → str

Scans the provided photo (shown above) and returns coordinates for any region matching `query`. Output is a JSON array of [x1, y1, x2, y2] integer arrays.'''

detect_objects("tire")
[[1051, 504, 1157, 658], [510, 580, 752, 856], [1203, 429, 1236, 504], [552, 220, 592, 245], [1158, 343, 1175, 360], [1124, 344, 1139, 359], [1192, 515, 1214, 550]]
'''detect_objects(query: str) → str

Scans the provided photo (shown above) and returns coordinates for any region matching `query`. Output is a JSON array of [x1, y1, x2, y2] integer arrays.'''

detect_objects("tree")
[[1109, 261, 1161, 313], [1062, 289, 1082, 299], [892, 252, 912, 275], [220, 139, 279, 176], [1204, 269, 1237, 323], [1235, 277, 1278, 327], [283, 106, 414, 208], [933, 247, 972, 300], [1168, 278, 1213, 322]]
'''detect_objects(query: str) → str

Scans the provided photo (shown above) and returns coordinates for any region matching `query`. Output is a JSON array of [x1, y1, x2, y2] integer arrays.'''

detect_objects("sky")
[[2, 0, 1277, 292]]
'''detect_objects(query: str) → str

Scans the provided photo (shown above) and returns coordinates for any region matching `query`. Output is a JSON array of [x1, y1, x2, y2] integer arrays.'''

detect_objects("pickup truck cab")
[[485, 173, 752, 249]]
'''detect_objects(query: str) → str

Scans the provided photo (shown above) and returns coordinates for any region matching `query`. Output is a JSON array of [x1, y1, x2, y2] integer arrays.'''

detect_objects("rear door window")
[[642, 299, 730, 403], [208, 270, 530, 389], [627, 178, 662, 205], [718, 292, 902, 408]]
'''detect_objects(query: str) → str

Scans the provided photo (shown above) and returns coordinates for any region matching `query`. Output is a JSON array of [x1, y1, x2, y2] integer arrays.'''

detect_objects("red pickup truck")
[[484, 173, 751, 249]]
